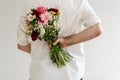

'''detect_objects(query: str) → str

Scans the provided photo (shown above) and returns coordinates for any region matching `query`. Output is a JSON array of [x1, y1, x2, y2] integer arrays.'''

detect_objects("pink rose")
[[36, 6, 46, 14], [39, 18, 47, 26], [39, 12, 52, 26]]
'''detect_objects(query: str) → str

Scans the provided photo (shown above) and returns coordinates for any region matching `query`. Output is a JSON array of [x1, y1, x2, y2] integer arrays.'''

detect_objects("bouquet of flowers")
[[24, 6, 72, 67]]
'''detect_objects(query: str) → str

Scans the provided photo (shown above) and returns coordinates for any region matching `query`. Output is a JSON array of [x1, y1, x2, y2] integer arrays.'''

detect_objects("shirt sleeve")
[[17, 0, 31, 46], [80, 0, 102, 27]]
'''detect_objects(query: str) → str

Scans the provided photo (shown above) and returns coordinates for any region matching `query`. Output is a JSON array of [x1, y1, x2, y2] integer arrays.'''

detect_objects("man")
[[17, 0, 103, 80]]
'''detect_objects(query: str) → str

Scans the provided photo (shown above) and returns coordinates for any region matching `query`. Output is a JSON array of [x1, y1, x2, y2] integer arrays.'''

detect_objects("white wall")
[[84, 0, 120, 80], [0, 0, 120, 80], [0, 0, 31, 80]]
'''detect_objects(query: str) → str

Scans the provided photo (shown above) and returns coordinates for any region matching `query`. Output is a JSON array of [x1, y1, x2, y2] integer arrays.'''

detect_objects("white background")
[[0, 0, 120, 80]]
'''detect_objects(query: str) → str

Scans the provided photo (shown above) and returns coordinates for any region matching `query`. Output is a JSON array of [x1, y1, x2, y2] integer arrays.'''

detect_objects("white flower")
[[39, 27, 45, 38], [38, 23, 43, 28], [25, 29, 32, 35], [27, 14, 35, 21], [55, 24, 60, 31]]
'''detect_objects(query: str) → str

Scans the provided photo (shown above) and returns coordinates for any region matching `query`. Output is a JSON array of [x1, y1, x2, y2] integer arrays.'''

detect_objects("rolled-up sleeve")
[[80, 0, 102, 27], [17, 0, 31, 46]]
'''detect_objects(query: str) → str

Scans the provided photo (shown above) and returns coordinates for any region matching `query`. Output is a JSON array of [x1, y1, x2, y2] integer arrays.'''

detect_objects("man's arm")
[[65, 23, 103, 45], [53, 23, 103, 48], [17, 43, 31, 54]]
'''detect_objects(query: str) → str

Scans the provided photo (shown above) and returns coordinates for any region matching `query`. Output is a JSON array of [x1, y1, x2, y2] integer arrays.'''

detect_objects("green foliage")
[[49, 43, 73, 67], [43, 16, 73, 67]]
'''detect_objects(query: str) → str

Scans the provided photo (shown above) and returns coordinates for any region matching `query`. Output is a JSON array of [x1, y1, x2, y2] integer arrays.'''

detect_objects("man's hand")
[[47, 38, 68, 49], [17, 43, 31, 54], [53, 38, 68, 48]]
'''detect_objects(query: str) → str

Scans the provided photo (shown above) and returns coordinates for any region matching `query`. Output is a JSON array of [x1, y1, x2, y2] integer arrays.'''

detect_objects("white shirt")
[[17, 0, 101, 80]]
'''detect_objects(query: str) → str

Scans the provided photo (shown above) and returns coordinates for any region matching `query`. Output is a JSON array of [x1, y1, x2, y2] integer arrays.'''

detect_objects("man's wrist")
[[64, 35, 73, 46], [64, 33, 79, 46]]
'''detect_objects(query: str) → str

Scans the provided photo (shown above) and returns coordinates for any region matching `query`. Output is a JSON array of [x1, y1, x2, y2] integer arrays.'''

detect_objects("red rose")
[[31, 9, 40, 18], [48, 8, 59, 13], [31, 31, 39, 41], [36, 6, 46, 14]]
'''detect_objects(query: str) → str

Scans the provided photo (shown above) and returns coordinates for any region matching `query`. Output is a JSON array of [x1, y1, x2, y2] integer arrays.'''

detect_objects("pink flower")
[[39, 12, 52, 26], [36, 6, 46, 14], [39, 18, 47, 26]]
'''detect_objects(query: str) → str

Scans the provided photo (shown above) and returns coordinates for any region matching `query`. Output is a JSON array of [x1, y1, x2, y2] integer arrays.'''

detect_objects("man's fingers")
[[46, 42, 52, 49], [47, 38, 67, 48], [47, 43, 52, 49], [53, 38, 61, 45]]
